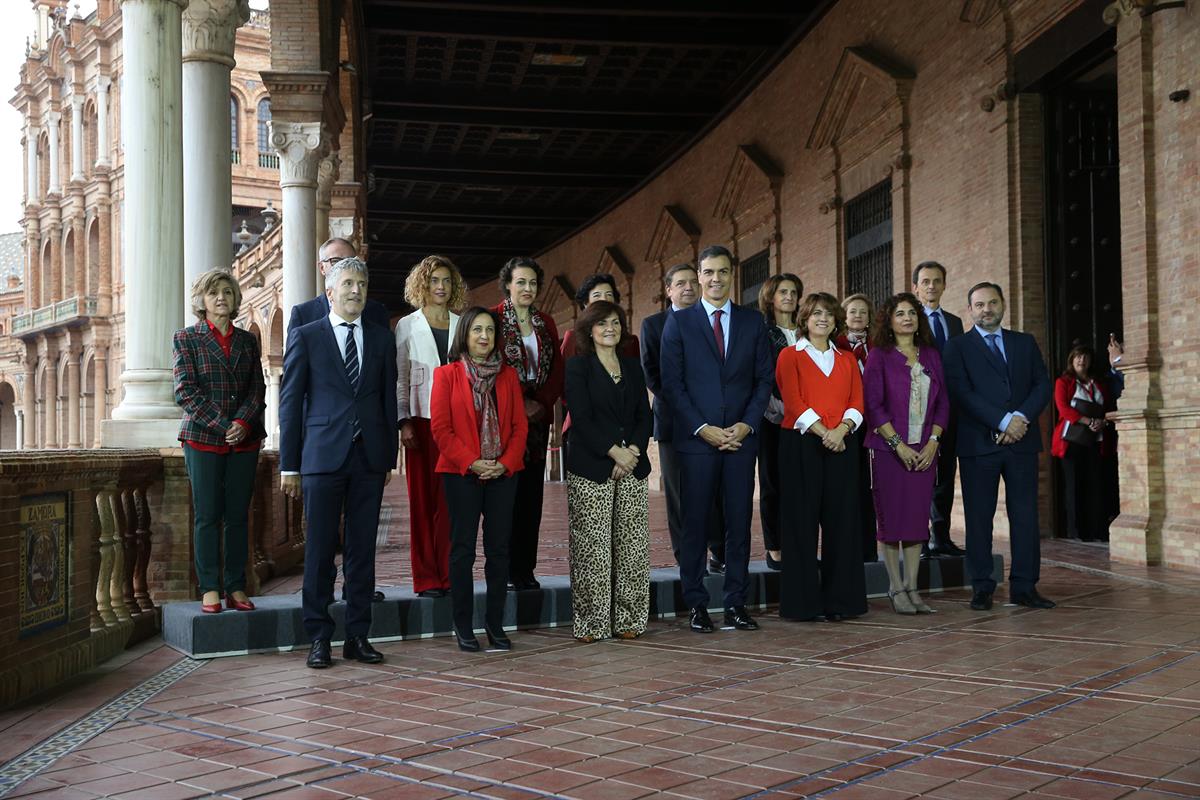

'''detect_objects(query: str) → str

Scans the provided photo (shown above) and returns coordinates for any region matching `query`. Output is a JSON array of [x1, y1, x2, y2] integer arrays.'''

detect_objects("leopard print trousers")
[[566, 471, 650, 640]]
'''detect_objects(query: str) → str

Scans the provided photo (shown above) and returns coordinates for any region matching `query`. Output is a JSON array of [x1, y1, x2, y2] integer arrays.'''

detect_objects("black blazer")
[[640, 309, 672, 442], [564, 354, 652, 483]]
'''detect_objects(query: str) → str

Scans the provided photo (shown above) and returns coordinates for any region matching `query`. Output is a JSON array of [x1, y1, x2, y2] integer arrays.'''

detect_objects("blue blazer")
[[279, 317, 399, 474], [640, 309, 672, 442], [660, 301, 774, 455], [942, 327, 1051, 457]]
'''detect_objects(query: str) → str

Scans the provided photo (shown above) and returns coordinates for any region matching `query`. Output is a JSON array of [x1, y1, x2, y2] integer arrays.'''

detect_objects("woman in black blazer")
[[563, 300, 652, 642]]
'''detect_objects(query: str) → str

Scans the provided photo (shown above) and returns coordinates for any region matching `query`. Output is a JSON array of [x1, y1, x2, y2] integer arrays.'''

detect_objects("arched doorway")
[[0, 381, 17, 450]]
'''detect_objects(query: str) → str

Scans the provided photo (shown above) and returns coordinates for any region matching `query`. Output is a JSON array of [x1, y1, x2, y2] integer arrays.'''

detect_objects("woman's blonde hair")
[[404, 254, 468, 312], [189, 268, 241, 321]]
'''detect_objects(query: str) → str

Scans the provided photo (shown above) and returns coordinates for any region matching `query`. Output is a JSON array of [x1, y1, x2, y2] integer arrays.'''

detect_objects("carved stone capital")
[[182, 0, 251, 66], [270, 121, 327, 189], [1103, 0, 1149, 25], [315, 152, 341, 206], [328, 216, 356, 241], [46, 110, 61, 129], [96, 76, 112, 95]]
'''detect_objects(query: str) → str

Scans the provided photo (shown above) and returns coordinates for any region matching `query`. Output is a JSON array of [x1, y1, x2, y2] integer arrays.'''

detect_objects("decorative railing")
[[247, 8, 270, 28], [258, 152, 279, 169], [231, 149, 242, 165], [8, 295, 99, 336]]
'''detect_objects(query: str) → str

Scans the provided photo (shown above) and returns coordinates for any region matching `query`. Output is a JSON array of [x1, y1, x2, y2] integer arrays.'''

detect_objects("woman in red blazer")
[[491, 256, 564, 591], [431, 306, 528, 652], [775, 292, 867, 622], [1051, 343, 1122, 542]]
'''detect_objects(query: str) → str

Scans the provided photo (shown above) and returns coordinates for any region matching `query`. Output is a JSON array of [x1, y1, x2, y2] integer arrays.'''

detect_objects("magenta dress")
[[862, 346, 950, 543]]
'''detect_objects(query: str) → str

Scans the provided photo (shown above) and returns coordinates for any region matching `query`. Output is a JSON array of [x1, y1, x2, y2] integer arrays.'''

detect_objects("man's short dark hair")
[[967, 281, 1005, 306], [663, 262, 696, 286], [913, 260, 946, 285], [697, 244, 735, 267], [574, 273, 621, 310], [498, 256, 545, 298]]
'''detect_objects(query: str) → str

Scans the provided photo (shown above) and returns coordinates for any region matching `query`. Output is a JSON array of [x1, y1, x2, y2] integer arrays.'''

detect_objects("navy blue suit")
[[279, 316, 398, 641], [942, 326, 1051, 595], [660, 300, 773, 608]]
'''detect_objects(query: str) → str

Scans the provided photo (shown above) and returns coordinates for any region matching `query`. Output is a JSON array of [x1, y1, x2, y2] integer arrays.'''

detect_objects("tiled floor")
[[3, 487, 1199, 799]]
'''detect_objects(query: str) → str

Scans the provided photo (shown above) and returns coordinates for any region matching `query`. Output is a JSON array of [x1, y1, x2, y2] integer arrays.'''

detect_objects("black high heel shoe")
[[455, 627, 480, 652], [484, 623, 512, 651]]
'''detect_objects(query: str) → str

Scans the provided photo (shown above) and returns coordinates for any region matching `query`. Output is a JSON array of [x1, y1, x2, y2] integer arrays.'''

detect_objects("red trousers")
[[405, 417, 451, 592]]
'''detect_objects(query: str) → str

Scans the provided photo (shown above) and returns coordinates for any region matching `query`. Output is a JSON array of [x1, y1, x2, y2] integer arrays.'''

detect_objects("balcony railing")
[[10, 295, 100, 335], [231, 149, 241, 165], [258, 152, 279, 169]]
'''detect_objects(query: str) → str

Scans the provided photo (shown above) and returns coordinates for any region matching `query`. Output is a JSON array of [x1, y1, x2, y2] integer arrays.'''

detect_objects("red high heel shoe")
[[225, 594, 256, 611], [201, 598, 222, 614]]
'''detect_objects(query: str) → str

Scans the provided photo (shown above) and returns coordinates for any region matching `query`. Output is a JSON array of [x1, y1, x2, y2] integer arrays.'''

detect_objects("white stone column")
[[102, 0, 186, 447], [69, 94, 85, 182], [315, 152, 340, 253], [265, 366, 280, 448], [95, 77, 111, 168], [270, 121, 326, 342], [182, 0, 250, 314], [24, 122, 39, 202], [47, 111, 61, 194], [92, 346, 107, 447], [15, 410, 24, 451]]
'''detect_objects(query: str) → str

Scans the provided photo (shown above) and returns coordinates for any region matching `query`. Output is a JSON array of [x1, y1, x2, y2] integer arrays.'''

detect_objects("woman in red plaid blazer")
[[173, 269, 267, 614]]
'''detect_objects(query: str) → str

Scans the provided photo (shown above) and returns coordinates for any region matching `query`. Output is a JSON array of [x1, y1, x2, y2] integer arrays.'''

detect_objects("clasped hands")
[[608, 443, 641, 480], [996, 414, 1029, 446], [698, 422, 752, 452], [810, 420, 852, 453], [894, 440, 939, 471], [469, 459, 507, 480]]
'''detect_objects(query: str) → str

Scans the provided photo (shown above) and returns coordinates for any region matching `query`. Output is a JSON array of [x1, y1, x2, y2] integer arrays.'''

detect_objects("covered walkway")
[[2, 489, 1198, 800]]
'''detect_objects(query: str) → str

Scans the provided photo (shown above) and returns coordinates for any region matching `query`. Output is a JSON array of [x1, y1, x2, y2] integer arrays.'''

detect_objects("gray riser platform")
[[163, 556, 1003, 658]]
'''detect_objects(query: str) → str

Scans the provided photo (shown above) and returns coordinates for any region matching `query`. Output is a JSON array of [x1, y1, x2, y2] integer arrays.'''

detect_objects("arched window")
[[256, 98, 276, 168], [230, 95, 240, 164]]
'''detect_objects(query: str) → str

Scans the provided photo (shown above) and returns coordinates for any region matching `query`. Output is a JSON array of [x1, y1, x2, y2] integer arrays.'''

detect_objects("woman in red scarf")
[[492, 257, 564, 591], [430, 307, 528, 651]]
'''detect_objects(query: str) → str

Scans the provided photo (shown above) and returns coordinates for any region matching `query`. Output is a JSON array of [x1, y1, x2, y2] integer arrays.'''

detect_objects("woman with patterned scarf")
[[837, 293, 879, 562], [491, 257, 565, 591], [430, 307, 528, 652]]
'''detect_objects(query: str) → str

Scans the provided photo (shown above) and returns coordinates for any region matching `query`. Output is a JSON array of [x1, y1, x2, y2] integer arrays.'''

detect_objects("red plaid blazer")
[[172, 321, 267, 447]]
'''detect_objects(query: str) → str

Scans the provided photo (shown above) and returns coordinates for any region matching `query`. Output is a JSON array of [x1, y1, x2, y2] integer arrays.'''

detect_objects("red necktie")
[[712, 309, 725, 360]]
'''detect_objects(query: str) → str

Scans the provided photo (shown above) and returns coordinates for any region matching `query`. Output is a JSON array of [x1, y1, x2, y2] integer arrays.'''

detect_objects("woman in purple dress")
[[862, 292, 949, 615]]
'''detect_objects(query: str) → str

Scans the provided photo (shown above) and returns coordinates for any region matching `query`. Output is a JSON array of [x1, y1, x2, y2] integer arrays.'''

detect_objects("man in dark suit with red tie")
[[660, 245, 774, 633], [914, 260, 968, 559], [280, 257, 399, 669], [942, 282, 1052, 612]]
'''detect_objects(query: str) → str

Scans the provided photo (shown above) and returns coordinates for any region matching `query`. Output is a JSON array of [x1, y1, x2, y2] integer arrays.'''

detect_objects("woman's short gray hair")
[[325, 256, 369, 290], [189, 268, 241, 321]]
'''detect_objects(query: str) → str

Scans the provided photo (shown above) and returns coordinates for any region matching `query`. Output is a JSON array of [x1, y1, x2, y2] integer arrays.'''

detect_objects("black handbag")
[[1062, 396, 1104, 446]]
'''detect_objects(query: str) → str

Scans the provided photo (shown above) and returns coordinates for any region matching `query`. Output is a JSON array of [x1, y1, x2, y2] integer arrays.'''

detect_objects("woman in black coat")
[[564, 300, 652, 642]]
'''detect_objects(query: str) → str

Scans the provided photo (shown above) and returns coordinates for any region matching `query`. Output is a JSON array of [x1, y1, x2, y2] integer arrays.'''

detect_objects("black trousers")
[[301, 440, 385, 642], [660, 439, 725, 566], [444, 472, 518, 632], [851, 428, 878, 561], [757, 420, 782, 552], [929, 420, 959, 547], [509, 447, 546, 583], [779, 430, 866, 620], [1060, 442, 1106, 541], [960, 448, 1040, 595]]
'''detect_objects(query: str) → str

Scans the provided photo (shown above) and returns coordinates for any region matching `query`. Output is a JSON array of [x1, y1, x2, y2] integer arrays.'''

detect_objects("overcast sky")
[[0, 0, 267, 235]]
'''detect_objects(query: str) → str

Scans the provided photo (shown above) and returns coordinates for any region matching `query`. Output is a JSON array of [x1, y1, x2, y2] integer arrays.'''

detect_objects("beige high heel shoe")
[[906, 588, 935, 613]]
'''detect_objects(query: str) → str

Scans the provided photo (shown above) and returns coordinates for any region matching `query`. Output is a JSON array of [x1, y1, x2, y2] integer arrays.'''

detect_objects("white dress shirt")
[[700, 296, 733, 349], [330, 310, 365, 363], [974, 324, 1026, 433]]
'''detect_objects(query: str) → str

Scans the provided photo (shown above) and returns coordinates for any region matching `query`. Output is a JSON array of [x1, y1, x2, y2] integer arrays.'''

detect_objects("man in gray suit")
[[915, 260, 968, 559]]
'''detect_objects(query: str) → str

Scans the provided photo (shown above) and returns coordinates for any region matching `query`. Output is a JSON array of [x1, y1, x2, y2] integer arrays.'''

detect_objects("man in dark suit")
[[640, 263, 725, 572], [288, 238, 390, 337], [915, 260, 968, 559], [279, 257, 399, 668], [942, 281, 1053, 611], [661, 245, 774, 633]]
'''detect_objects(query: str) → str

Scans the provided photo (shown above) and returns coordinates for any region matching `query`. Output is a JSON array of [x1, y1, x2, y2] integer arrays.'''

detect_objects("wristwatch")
[[930, 433, 942, 442]]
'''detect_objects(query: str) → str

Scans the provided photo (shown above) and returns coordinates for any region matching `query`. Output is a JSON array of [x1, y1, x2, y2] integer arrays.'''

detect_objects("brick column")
[[23, 214, 39, 312], [47, 217, 62, 305], [71, 216, 85, 299], [65, 340, 82, 449], [43, 340, 59, 449], [1105, 5, 1164, 565], [21, 352, 36, 450], [96, 187, 113, 315]]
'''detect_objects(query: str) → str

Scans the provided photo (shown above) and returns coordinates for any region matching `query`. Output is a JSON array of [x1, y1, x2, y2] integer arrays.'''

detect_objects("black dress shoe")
[[970, 590, 994, 611], [525, 577, 541, 590], [689, 607, 714, 633], [343, 636, 384, 664], [1011, 590, 1056, 609], [765, 553, 782, 571], [455, 628, 481, 652], [708, 557, 726, 575], [929, 540, 967, 558], [825, 613, 844, 622], [417, 589, 447, 598], [724, 606, 759, 630], [307, 639, 332, 669], [484, 623, 512, 650]]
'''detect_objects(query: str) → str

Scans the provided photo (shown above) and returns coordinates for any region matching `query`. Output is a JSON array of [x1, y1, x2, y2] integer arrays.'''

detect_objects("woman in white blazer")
[[396, 255, 468, 597]]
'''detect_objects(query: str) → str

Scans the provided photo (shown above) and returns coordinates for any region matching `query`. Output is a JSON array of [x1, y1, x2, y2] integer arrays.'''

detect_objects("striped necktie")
[[341, 322, 362, 440]]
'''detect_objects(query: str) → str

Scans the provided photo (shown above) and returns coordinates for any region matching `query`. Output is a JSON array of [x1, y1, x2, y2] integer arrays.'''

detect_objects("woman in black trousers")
[[430, 307, 529, 651], [757, 272, 803, 571]]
